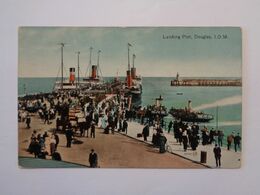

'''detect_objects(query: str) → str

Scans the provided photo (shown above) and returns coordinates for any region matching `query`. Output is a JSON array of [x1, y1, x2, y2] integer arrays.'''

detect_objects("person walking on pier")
[[159, 133, 167, 153], [209, 128, 215, 144], [25, 115, 31, 129], [213, 144, 221, 167], [227, 133, 234, 150], [123, 120, 128, 134], [168, 120, 173, 133], [65, 124, 74, 148], [182, 129, 188, 152], [118, 118, 122, 132], [89, 149, 98, 168], [217, 130, 224, 147], [234, 133, 241, 152], [50, 134, 56, 155], [90, 122, 95, 138], [44, 109, 50, 124], [142, 124, 150, 141], [54, 132, 59, 149]]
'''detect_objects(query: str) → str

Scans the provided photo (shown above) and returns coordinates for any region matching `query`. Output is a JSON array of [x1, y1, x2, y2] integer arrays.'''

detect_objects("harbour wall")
[[171, 79, 242, 86]]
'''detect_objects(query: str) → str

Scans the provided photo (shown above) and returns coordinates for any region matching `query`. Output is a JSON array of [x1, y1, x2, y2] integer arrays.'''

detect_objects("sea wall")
[[171, 79, 242, 86]]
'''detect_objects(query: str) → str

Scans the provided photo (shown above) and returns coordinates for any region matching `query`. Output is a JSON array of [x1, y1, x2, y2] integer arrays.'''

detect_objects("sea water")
[[18, 77, 242, 148]]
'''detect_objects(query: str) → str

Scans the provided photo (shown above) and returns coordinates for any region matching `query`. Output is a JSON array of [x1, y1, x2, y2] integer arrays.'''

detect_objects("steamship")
[[81, 49, 104, 89], [53, 67, 78, 92], [81, 64, 104, 90], [53, 45, 105, 92], [125, 44, 142, 103]]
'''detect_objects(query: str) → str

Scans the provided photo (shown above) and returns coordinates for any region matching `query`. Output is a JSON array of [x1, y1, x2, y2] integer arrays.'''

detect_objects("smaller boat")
[[176, 92, 183, 95], [169, 100, 214, 123], [148, 95, 168, 117]]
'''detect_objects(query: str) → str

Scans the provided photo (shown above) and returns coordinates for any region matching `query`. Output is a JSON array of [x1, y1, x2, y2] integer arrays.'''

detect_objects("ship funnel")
[[69, 67, 75, 84], [91, 65, 97, 79], [131, 54, 136, 79], [126, 70, 132, 88], [131, 67, 136, 79]]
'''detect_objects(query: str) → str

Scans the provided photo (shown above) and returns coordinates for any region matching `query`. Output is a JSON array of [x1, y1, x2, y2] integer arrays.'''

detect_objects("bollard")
[[200, 151, 207, 163]]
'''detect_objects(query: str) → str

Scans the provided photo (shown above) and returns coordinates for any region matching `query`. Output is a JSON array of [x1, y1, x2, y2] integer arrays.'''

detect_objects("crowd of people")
[[27, 130, 61, 161], [19, 91, 241, 168], [18, 91, 136, 167]]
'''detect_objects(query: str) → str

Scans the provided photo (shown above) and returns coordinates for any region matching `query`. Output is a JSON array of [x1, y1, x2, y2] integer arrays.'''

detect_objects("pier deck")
[[18, 113, 205, 168]]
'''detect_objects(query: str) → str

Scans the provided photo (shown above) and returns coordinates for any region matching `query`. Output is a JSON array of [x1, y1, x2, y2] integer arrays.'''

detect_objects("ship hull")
[[130, 90, 142, 105], [169, 109, 214, 123]]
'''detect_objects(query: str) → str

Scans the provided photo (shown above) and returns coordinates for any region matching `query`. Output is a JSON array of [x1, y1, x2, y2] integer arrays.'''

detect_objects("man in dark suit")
[[213, 144, 221, 167], [90, 122, 95, 138], [54, 132, 59, 149], [142, 124, 149, 141], [123, 120, 128, 134], [234, 133, 241, 152], [65, 124, 74, 148], [26, 115, 31, 128], [89, 149, 98, 168]]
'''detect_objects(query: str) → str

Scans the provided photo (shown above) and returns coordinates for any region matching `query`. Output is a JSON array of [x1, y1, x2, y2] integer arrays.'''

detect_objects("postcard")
[[18, 27, 242, 168]]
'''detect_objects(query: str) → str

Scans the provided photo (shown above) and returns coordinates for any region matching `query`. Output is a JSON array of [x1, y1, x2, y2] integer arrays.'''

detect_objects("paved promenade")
[[120, 121, 241, 168], [19, 114, 205, 168]]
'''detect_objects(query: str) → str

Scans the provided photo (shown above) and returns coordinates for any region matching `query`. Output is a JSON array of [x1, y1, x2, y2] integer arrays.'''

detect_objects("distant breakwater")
[[171, 79, 242, 87]]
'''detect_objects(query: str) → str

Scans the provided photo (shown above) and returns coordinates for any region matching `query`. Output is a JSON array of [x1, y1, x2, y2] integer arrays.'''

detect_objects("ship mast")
[[132, 54, 136, 68], [76, 51, 80, 89], [59, 43, 65, 90], [89, 46, 93, 77], [97, 50, 101, 77], [128, 43, 132, 71], [126, 43, 133, 88]]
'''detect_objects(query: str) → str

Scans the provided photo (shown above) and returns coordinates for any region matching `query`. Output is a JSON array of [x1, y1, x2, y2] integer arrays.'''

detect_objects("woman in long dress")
[[101, 114, 108, 129], [50, 134, 56, 156]]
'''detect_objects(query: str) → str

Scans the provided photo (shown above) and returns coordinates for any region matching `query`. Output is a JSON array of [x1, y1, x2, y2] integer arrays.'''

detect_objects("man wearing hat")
[[89, 149, 98, 168], [142, 123, 150, 141], [213, 144, 221, 167], [159, 133, 167, 153], [234, 133, 241, 152], [90, 121, 96, 138]]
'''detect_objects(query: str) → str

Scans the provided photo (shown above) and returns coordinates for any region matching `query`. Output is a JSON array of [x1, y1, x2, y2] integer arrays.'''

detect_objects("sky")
[[18, 27, 242, 77]]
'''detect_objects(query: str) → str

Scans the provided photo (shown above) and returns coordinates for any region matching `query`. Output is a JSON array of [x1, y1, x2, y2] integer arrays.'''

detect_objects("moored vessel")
[[169, 100, 214, 123], [125, 43, 142, 103]]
